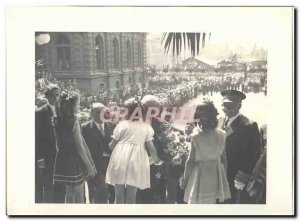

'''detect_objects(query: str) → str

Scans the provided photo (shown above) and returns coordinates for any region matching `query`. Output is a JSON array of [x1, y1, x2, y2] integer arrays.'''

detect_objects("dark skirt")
[[53, 150, 87, 187]]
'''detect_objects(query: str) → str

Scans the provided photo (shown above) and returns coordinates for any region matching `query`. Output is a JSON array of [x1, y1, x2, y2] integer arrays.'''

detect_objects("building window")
[[116, 81, 120, 89], [56, 35, 71, 70], [126, 40, 132, 68], [95, 35, 104, 70], [137, 42, 142, 67], [129, 76, 132, 83], [113, 38, 119, 69]]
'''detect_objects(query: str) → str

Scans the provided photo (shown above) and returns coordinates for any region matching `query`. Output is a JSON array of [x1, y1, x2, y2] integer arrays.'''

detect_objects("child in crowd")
[[105, 98, 162, 204]]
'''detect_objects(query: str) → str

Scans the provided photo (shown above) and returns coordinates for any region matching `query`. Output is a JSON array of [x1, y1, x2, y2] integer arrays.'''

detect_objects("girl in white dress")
[[105, 98, 162, 203], [181, 100, 231, 203]]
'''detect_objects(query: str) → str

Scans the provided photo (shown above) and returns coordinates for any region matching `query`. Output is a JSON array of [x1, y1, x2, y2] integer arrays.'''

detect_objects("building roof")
[[181, 57, 212, 67], [217, 60, 233, 65]]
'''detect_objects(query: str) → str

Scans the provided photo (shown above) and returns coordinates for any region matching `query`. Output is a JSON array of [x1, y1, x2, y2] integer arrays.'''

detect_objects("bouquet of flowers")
[[154, 120, 191, 167]]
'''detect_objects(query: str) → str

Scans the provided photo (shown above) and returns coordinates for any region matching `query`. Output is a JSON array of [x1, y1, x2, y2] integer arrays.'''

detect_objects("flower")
[[172, 154, 183, 165], [155, 120, 190, 167], [179, 135, 186, 143], [155, 172, 161, 179], [77, 111, 90, 122]]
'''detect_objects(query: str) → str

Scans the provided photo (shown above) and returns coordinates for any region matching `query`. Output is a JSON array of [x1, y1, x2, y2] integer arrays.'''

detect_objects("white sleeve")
[[111, 121, 126, 141], [145, 124, 154, 142]]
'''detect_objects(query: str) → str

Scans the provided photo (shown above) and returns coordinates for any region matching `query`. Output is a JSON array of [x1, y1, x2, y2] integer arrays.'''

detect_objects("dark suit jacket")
[[81, 120, 116, 174], [218, 114, 261, 199], [35, 103, 57, 175]]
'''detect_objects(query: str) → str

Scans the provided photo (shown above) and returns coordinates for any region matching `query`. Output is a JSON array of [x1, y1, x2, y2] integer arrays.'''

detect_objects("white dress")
[[105, 120, 154, 190]]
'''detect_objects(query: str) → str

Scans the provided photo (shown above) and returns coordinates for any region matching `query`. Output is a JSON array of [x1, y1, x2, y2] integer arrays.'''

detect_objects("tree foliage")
[[161, 32, 211, 57]]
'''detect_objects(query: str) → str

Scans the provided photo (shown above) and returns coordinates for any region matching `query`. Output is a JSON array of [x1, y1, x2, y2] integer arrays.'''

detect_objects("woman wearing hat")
[[180, 100, 231, 204]]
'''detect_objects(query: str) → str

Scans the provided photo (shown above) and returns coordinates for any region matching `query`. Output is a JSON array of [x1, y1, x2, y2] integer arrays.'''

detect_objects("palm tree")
[[161, 32, 211, 57]]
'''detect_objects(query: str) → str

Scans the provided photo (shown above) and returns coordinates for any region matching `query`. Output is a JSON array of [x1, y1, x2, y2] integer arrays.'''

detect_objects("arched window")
[[126, 40, 132, 68], [95, 35, 104, 70], [113, 38, 119, 69], [56, 35, 71, 70], [137, 42, 142, 67]]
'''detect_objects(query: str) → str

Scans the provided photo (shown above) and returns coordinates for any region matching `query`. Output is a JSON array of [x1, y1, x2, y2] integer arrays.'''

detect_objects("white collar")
[[227, 113, 240, 120], [48, 104, 56, 116], [48, 103, 55, 109], [226, 113, 240, 127], [93, 120, 104, 129]]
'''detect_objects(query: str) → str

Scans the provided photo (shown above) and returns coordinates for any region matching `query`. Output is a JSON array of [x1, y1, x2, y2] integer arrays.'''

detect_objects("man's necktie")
[[223, 118, 229, 130], [99, 124, 105, 137]]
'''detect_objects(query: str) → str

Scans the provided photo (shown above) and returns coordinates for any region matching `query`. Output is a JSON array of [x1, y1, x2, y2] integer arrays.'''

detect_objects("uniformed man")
[[218, 89, 261, 203]]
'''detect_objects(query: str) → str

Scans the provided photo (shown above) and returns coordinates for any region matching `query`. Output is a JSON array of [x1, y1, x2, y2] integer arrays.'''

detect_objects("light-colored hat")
[[141, 95, 160, 108], [91, 103, 105, 110]]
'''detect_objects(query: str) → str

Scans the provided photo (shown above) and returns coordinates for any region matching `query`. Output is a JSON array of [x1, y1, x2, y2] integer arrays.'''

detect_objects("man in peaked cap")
[[218, 89, 262, 204]]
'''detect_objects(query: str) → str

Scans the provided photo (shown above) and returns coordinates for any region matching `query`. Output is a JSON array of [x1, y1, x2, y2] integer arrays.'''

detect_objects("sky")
[[147, 32, 268, 68]]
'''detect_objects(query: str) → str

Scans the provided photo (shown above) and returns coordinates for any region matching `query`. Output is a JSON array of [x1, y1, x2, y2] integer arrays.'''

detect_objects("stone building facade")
[[36, 32, 148, 91]]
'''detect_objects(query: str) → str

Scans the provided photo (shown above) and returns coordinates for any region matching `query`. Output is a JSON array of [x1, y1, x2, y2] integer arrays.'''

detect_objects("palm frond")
[[172, 33, 176, 56], [161, 32, 167, 44], [176, 33, 181, 57], [162, 32, 211, 57], [196, 33, 201, 56], [163, 33, 174, 55], [187, 33, 195, 57], [202, 33, 206, 48], [182, 33, 186, 50]]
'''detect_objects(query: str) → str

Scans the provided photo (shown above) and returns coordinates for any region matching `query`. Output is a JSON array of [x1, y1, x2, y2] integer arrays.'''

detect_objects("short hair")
[[91, 103, 105, 113], [141, 95, 160, 108]]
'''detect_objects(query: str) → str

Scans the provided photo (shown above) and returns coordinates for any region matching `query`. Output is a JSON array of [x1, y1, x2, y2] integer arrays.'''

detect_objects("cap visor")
[[222, 98, 235, 103]]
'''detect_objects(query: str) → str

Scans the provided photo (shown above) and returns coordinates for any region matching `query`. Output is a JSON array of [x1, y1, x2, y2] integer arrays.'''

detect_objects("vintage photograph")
[[35, 31, 267, 204], [6, 6, 293, 215]]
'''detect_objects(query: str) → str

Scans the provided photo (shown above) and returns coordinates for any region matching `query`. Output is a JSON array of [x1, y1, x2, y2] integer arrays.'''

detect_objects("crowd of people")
[[35, 69, 267, 204], [148, 71, 267, 98], [36, 70, 267, 116]]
